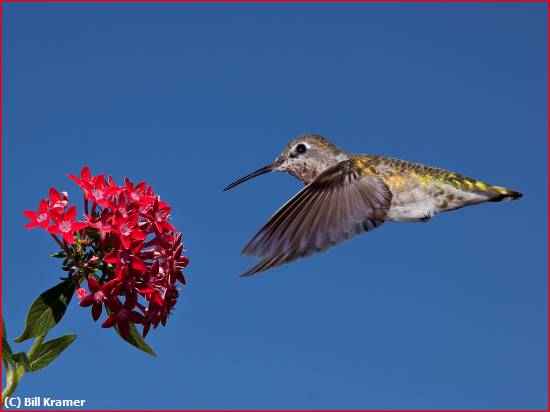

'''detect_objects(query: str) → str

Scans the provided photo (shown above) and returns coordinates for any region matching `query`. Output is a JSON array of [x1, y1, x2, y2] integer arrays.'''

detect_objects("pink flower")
[[102, 295, 145, 338], [23, 199, 51, 229], [68, 166, 93, 190], [144, 197, 176, 233], [47, 205, 87, 243], [80, 277, 116, 321], [111, 213, 146, 249], [25, 166, 189, 342], [48, 188, 69, 212], [76, 288, 88, 299], [85, 211, 113, 240]]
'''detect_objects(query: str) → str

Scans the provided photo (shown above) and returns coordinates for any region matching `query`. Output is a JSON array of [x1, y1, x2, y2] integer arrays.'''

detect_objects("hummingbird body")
[[353, 154, 518, 222], [224, 134, 522, 276]]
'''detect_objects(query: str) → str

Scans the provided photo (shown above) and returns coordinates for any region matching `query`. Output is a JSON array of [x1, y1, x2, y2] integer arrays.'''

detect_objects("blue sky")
[[2, 3, 547, 409]]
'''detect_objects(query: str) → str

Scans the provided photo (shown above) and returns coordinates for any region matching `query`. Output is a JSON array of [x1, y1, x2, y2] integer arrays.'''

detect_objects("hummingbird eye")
[[296, 143, 307, 154]]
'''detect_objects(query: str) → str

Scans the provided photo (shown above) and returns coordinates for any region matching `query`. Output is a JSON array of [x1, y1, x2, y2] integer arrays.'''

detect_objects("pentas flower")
[[24, 165, 189, 340], [111, 212, 146, 249], [103, 242, 147, 275], [85, 212, 113, 241], [24, 199, 51, 229], [76, 288, 87, 299], [48, 188, 69, 212], [68, 166, 93, 190], [102, 294, 145, 339], [123, 178, 146, 202], [145, 198, 176, 233], [79, 277, 114, 321], [84, 174, 111, 208], [48, 206, 87, 243]]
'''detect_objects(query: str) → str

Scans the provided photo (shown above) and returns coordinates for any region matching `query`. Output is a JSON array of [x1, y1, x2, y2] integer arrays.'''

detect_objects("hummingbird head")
[[223, 134, 349, 191]]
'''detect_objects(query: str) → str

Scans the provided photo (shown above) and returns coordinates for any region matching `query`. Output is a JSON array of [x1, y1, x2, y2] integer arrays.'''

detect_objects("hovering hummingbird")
[[223, 134, 522, 277]]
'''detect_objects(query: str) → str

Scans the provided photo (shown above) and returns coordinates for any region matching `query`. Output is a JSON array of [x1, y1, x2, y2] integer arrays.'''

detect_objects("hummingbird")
[[223, 134, 522, 277]]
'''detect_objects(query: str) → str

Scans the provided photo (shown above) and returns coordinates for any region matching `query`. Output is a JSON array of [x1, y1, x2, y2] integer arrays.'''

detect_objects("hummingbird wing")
[[241, 160, 392, 277]]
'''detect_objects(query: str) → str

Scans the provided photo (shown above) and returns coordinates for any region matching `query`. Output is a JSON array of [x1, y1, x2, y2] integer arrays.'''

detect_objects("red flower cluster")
[[24, 166, 189, 338]]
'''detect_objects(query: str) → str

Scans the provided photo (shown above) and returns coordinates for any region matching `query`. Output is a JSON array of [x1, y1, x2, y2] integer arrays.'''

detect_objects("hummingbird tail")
[[486, 186, 523, 202]]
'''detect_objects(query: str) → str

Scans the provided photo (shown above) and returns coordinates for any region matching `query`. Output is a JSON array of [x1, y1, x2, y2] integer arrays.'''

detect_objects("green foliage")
[[28, 334, 76, 372], [114, 322, 156, 357], [11, 353, 31, 372], [2, 319, 14, 370], [15, 280, 76, 342]]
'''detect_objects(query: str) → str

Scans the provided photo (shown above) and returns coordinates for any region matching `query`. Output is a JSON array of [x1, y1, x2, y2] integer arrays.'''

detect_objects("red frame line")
[[0, 1, 547, 412], [0, 0, 548, 2]]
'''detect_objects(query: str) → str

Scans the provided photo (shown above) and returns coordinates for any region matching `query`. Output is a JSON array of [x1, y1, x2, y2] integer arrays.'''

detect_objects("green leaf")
[[50, 251, 67, 258], [12, 352, 31, 372], [28, 334, 76, 372], [15, 279, 76, 342], [2, 318, 14, 369], [114, 323, 156, 357]]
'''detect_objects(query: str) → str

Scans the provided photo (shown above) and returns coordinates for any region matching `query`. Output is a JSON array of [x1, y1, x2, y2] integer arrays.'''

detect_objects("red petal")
[[151, 291, 163, 306], [61, 232, 74, 244], [115, 265, 128, 280], [154, 221, 163, 233], [65, 206, 76, 221], [48, 225, 61, 234], [23, 211, 37, 219], [130, 240, 144, 254], [120, 235, 130, 249], [176, 272, 186, 285], [92, 303, 102, 321], [87, 277, 100, 292], [50, 211, 62, 224], [118, 321, 130, 338], [80, 294, 94, 307], [142, 323, 151, 337], [101, 279, 120, 293], [68, 174, 81, 186], [94, 174, 106, 187], [158, 200, 170, 210], [131, 257, 146, 272], [128, 214, 139, 226], [151, 260, 159, 276], [102, 250, 118, 263], [162, 221, 176, 232], [81, 166, 91, 180], [130, 312, 144, 324], [72, 221, 88, 231], [124, 292, 137, 309], [39, 199, 50, 212], [102, 314, 117, 328], [24, 221, 39, 229], [131, 230, 146, 240], [49, 187, 61, 201]]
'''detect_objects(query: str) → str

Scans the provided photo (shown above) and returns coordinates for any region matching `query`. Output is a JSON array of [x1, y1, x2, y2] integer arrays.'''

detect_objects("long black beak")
[[223, 164, 274, 191]]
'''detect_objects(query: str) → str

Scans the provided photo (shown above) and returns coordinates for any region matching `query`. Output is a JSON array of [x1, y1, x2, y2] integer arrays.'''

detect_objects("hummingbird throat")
[[278, 153, 349, 184]]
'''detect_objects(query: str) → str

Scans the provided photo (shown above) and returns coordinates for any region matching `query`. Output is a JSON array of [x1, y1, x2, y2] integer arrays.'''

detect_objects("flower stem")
[[2, 365, 24, 400], [50, 234, 70, 255], [28, 334, 45, 358], [2, 334, 46, 400]]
